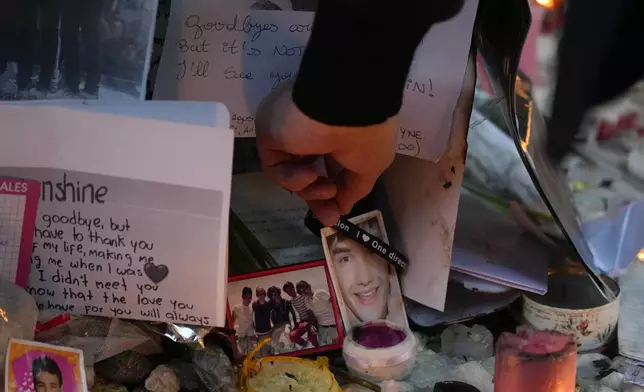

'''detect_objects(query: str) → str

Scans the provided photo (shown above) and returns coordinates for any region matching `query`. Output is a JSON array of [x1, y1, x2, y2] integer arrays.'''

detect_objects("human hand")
[[255, 82, 397, 227]]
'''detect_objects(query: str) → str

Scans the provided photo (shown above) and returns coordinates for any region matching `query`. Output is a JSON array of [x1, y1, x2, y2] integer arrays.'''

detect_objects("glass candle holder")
[[494, 326, 577, 392]]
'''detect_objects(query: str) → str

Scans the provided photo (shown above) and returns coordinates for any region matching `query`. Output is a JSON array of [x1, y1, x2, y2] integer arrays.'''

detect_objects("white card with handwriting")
[[0, 105, 233, 327], [153, 0, 478, 161]]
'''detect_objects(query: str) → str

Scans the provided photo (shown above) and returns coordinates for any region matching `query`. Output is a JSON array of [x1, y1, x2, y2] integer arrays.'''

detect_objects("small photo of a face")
[[5, 339, 87, 392], [33, 357, 62, 392], [322, 211, 408, 330]]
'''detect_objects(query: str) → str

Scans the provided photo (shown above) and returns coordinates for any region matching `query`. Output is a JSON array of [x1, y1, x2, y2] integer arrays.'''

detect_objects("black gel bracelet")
[[306, 211, 408, 272], [333, 216, 408, 272]]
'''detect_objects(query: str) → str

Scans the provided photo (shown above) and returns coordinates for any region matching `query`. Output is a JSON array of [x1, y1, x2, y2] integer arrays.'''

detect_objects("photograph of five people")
[[228, 263, 342, 357]]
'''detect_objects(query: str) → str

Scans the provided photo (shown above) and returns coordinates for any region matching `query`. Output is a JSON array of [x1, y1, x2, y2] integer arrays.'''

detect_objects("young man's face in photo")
[[330, 235, 390, 323], [272, 291, 283, 304], [256, 290, 266, 303], [35, 372, 60, 392], [242, 292, 252, 306], [297, 284, 313, 298]]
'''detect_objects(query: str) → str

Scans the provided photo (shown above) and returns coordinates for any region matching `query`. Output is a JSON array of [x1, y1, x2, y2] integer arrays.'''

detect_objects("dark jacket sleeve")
[[292, 0, 465, 126]]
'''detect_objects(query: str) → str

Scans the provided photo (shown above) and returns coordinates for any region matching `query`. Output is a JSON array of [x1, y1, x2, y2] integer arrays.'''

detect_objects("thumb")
[[334, 171, 377, 215]]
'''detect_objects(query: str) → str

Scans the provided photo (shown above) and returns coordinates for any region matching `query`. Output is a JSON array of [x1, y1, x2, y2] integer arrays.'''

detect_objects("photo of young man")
[[32, 356, 63, 392], [231, 287, 256, 355], [252, 287, 273, 357], [6, 340, 88, 392], [268, 286, 298, 354], [309, 286, 339, 346], [323, 212, 408, 329], [286, 281, 318, 348]]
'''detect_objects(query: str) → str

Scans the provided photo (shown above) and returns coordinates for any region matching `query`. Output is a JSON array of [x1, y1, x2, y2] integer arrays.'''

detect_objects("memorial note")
[[154, 0, 479, 161], [0, 106, 233, 326]]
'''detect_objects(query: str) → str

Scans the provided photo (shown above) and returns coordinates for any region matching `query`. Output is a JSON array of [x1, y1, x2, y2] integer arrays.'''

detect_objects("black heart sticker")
[[144, 262, 169, 284]]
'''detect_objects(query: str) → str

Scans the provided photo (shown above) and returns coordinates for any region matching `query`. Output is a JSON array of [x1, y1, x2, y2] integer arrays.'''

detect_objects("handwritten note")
[[382, 52, 476, 311], [1, 106, 233, 326], [154, 0, 479, 161], [231, 173, 324, 264]]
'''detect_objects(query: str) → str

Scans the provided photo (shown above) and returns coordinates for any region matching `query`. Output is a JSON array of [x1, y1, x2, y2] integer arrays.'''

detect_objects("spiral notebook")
[[0, 178, 40, 287]]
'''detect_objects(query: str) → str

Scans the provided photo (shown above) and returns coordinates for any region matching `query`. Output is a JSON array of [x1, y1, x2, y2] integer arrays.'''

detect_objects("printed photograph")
[[5, 339, 88, 392], [0, 0, 158, 101], [250, 0, 317, 12], [321, 210, 409, 330], [227, 260, 343, 358]]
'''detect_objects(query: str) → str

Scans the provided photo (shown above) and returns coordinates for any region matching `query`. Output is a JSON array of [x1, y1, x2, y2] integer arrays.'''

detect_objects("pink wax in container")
[[494, 326, 577, 392], [343, 320, 416, 382], [352, 322, 407, 348]]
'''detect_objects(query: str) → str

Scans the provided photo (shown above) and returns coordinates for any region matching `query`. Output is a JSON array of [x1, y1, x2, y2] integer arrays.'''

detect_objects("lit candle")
[[533, 0, 564, 10], [494, 326, 577, 392]]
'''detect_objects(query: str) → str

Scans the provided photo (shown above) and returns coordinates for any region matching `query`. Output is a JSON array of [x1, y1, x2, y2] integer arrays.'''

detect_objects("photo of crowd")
[[227, 262, 343, 357], [0, 0, 157, 100]]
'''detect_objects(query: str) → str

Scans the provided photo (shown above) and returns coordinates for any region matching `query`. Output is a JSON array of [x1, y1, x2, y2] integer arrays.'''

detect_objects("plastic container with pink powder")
[[342, 320, 416, 382]]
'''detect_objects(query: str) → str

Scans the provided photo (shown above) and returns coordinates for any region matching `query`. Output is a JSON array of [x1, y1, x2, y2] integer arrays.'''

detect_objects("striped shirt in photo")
[[292, 295, 310, 321]]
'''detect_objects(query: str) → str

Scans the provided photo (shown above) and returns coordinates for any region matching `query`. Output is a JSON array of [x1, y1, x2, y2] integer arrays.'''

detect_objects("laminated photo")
[[5, 339, 88, 392], [321, 210, 408, 331], [227, 260, 343, 358]]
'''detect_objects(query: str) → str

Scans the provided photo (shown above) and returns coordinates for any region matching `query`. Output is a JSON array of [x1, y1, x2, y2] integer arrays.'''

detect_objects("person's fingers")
[[257, 140, 319, 192], [262, 160, 319, 192], [296, 178, 337, 200], [307, 199, 341, 227], [335, 171, 378, 215]]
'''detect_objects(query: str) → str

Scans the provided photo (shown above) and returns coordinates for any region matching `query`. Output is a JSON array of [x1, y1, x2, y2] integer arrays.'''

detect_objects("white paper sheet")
[[231, 173, 324, 264], [153, 0, 479, 161], [0, 105, 233, 327], [381, 53, 476, 311], [0, 100, 229, 128]]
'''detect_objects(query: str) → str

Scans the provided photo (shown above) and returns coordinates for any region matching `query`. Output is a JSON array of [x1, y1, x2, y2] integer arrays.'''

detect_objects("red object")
[[494, 326, 577, 392], [0, 178, 41, 288], [35, 313, 71, 334], [596, 112, 644, 140], [289, 321, 318, 347]]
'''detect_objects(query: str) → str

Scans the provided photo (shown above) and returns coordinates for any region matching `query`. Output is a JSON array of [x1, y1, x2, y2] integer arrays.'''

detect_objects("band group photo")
[[227, 261, 343, 357]]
